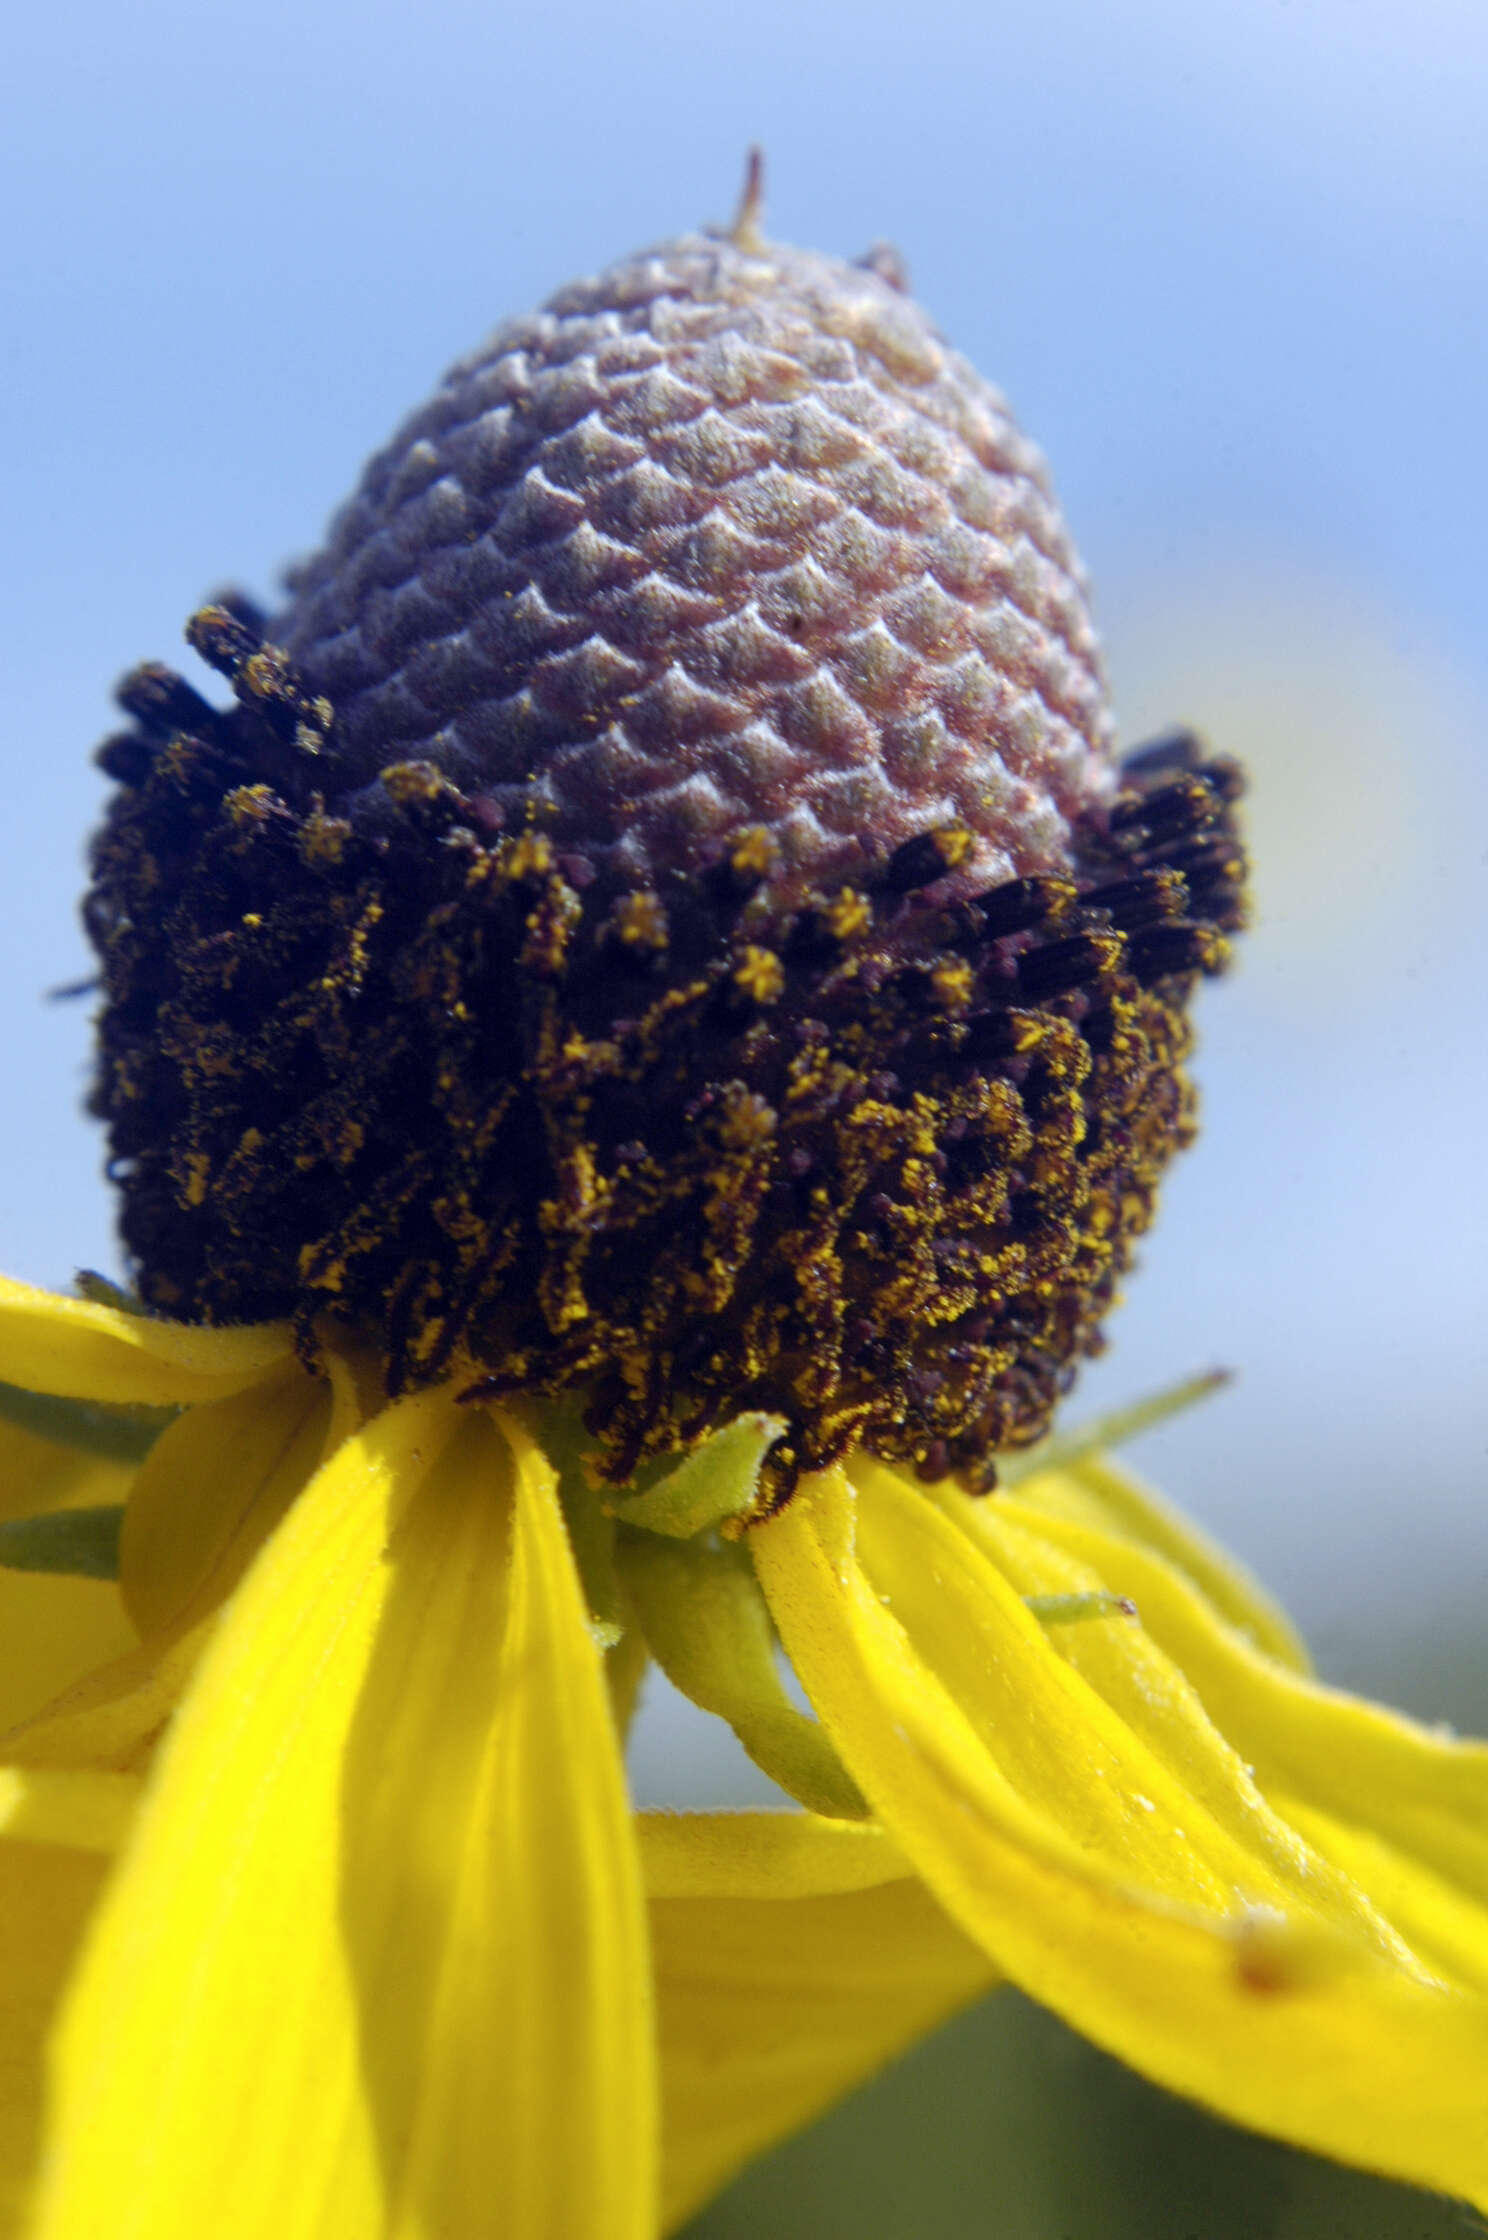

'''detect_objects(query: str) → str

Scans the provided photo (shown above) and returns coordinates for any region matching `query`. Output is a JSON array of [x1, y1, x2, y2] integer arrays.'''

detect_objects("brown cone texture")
[[86, 216, 1244, 1498], [279, 230, 1114, 899]]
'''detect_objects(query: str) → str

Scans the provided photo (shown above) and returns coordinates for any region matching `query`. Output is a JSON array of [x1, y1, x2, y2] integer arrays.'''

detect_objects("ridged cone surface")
[[279, 229, 1114, 898]]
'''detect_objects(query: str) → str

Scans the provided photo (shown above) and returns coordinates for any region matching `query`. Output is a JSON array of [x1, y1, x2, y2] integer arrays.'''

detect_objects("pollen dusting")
[[85, 216, 1246, 1508], [87, 610, 1244, 1506]]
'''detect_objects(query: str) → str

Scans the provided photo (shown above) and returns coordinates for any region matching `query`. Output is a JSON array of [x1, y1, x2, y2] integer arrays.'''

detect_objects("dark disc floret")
[[84, 209, 1247, 1502]]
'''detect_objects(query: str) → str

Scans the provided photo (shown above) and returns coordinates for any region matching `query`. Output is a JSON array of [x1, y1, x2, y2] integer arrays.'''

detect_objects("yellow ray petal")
[[847, 1460, 1393, 1940], [752, 1465, 1488, 2211], [651, 1859, 997, 2231], [1, 1626, 207, 1775], [637, 1809, 909, 1900], [0, 1766, 140, 1855], [34, 1390, 655, 2240], [908, 1478, 1419, 1955], [1014, 1453, 1309, 1669], [1276, 1794, 1488, 1999], [4, 1368, 336, 1772], [0, 1418, 135, 1522], [119, 1362, 330, 1638], [979, 1493, 1488, 1966], [0, 1275, 292, 1408], [642, 1801, 996, 2226], [0, 1422, 138, 1735], [0, 1841, 111, 2240], [467, 1408, 657, 2238]]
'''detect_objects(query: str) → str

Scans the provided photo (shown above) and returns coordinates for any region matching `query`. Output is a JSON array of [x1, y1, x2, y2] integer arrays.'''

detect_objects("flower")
[[1, 1276, 1487, 2239], [6, 173, 1485, 2236]]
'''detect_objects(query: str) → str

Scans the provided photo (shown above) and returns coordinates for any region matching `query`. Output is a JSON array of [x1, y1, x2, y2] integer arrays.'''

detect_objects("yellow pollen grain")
[[611, 891, 670, 952], [718, 1090, 778, 1150], [932, 822, 974, 870], [930, 959, 975, 1012], [299, 1241, 345, 1293], [734, 946, 786, 1004], [380, 761, 447, 808], [730, 825, 780, 880], [298, 811, 351, 866], [522, 879, 583, 978], [504, 832, 555, 881], [826, 887, 873, 941], [226, 783, 278, 829], [240, 652, 278, 699]]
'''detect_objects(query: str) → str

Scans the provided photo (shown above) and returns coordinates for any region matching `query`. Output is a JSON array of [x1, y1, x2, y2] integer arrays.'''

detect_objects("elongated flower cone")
[[86, 190, 1244, 1500]]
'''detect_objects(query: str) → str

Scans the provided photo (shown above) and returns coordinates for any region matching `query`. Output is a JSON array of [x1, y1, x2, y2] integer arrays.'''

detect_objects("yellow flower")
[[20, 179, 1485, 2235], [1, 1271, 1486, 2239]]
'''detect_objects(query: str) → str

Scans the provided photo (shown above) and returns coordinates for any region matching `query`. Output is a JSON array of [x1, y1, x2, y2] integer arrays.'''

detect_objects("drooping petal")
[[34, 1392, 656, 2240], [0, 1417, 136, 1521], [3, 1368, 336, 1771], [1013, 1452, 1309, 1669], [0, 1841, 111, 2239], [972, 1483, 1488, 1984], [0, 1276, 292, 1408], [639, 1812, 997, 2233], [752, 1463, 1488, 2211], [0, 1786, 132, 2224], [119, 1362, 331, 1638], [638, 1810, 909, 1899], [891, 1473, 1418, 1951], [0, 1422, 137, 1735], [0, 1627, 206, 1776], [1278, 1795, 1488, 2000], [467, 1408, 657, 2237], [848, 1460, 1398, 1942], [0, 1766, 140, 1855]]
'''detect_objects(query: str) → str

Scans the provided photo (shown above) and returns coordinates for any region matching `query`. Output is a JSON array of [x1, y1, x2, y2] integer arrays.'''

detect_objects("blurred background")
[[3, 0, 1485, 2230]]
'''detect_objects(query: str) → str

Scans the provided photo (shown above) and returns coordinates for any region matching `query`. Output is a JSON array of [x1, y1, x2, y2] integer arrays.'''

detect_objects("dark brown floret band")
[[87, 602, 1245, 1505]]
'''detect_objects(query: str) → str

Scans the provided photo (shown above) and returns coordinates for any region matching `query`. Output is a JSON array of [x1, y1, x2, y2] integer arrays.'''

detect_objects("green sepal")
[[0, 1504, 125, 1579], [616, 1524, 868, 1820], [0, 1380, 176, 1465], [1026, 1590, 1138, 1627], [73, 1269, 151, 1317], [605, 1412, 787, 1539]]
